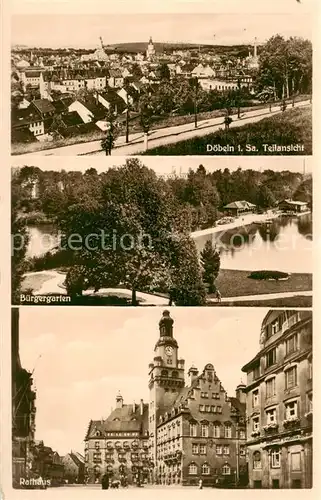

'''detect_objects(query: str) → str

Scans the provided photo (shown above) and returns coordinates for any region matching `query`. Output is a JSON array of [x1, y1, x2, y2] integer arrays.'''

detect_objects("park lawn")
[[213, 269, 312, 298], [209, 296, 312, 307], [21, 273, 54, 293], [143, 106, 312, 155]]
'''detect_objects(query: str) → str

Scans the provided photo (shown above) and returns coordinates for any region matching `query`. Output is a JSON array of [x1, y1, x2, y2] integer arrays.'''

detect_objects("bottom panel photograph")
[[12, 307, 312, 490]]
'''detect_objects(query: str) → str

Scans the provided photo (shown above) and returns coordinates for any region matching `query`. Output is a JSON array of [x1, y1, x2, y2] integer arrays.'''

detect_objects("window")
[[239, 430, 246, 439], [266, 408, 277, 424], [286, 334, 298, 355], [224, 424, 232, 438], [217, 406, 222, 414], [252, 389, 259, 407], [213, 424, 220, 438], [253, 451, 262, 469], [285, 366, 297, 389], [212, 393, 219, 399], [308, 359, 312, 380], [266, 378, 276, 398], [199, 405, 205, 412], [216, 445, 222, 455], [266, 348, 276, 368], [271, 448, 280, 468], [272, 479, 280, 488], [95, 441, 100, 448], [211, 405, 216, 412], [201, 392, 209, 398], [192, 444, 198, 454], [271, 319, 280, 335], [291, 452, 301, 471], [253, 364, 260, 379], [205, 405, 211, 412], [202, 463, 210, 475], [190, 423, 197, 437], [222, 464, 231, 475], [223, 445, 230, 455], [285, 400, 298, 420], [253, 416, 260, 432], [199, 444, 206, 455], [240, 446, 246, 457], [188, 463, 197, 475], [307, 393, 313, 412], [201, 424, 209, 437]]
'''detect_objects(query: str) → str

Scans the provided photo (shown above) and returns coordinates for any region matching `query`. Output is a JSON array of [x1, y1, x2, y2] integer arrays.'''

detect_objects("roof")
[[78, 96, 107, 120], [109, 69, 123, 78], [32, 99, 56, 115], [280, 199, 308, 206], [51, 97, 74, 113], [68, 452, 85, 468], [11, 106, 42, 127], [224, 200, 256, 210], [25, 70, 41, 77], [85, 403, 149, 440], [229, 397, 246, 415]]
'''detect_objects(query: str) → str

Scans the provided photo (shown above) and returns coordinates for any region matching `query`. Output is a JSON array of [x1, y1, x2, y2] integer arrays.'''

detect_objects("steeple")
[[116, 391, 123, 408], [159, 310, 173, 337]]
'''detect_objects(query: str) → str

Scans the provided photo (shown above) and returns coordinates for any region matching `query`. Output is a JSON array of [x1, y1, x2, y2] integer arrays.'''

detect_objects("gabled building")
[[242, 311, 312, 489], [84, 397, 150, 484], [223, 200, 256, 217], [278, 200, 308, 214], [62, 452, 85, 484], [150, 311, 247, 487]]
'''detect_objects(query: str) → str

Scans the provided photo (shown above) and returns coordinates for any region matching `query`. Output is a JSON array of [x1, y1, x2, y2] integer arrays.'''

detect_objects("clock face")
[[165, 346, 173, 356]]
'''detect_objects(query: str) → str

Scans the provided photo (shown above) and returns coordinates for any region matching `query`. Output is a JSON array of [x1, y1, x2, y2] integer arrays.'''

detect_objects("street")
[[18, 100, 311, 157]]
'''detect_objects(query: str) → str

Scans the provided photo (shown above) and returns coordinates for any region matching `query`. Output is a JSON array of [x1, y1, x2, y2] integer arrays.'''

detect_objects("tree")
[[101, 110, 121, 155], [200, 240, 220, 293], [60, 160, 205, 305], [11, 179, 30, 303], [158, 63, 171, 81]]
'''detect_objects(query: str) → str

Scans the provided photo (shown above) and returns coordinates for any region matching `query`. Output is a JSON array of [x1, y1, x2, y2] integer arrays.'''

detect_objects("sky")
[[18, 307, 267, 456], [11, 11, 313, 48], [11, 156, 311, 174]]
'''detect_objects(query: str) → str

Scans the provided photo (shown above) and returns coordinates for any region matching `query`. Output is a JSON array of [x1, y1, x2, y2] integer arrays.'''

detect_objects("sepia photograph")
[[11, 157, 312, 307], [12, 306, 312, 489], [11, 6, 312, 156]]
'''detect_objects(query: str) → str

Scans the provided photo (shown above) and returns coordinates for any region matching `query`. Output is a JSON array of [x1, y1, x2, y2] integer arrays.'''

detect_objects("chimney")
[[188, 365, 199, 385], [140, 399, 144, 416], [116, 391, 123, 409], [133, 401, 136, 412], [235, 382, 246, 404]]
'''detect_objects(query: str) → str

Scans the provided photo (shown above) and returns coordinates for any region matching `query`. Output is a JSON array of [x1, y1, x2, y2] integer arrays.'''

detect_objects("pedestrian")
[[199, 478, 203, 489], [216, 289, 222, 303], [101, 473, 109, 490]]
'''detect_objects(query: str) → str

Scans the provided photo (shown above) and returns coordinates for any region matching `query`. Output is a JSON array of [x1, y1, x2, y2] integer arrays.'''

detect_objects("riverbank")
[[191, 211, 279, 238]]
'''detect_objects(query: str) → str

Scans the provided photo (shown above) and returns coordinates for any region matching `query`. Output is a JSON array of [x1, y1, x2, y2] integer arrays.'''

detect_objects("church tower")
[[146, 36, 156, 60], [148, 311, 185, 464]]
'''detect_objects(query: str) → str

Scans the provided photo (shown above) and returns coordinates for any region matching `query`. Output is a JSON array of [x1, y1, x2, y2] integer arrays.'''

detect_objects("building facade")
[[12, 308, 37, 486], [84, 396, 150, 485], [242, 310, 312, 489], [150, 311, 247, 487], [85, 311, 247, 487]]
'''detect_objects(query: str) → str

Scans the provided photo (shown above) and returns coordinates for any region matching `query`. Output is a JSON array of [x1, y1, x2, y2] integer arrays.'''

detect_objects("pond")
[[193, 214, 312, 273], [26, 215, 313, 274]]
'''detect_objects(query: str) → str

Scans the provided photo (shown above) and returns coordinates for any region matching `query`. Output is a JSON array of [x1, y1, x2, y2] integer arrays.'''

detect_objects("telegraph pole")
[[125, 93, 129, 143]]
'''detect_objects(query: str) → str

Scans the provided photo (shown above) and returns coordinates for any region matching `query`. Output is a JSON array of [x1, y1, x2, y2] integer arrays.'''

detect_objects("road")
[[20, 100, 311, 157]]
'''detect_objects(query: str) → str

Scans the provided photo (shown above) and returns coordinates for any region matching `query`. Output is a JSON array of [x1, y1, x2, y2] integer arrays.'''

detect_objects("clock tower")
[[148, 311, 185, 466]]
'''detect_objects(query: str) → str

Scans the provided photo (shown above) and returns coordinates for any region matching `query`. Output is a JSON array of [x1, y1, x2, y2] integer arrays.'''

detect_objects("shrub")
[[248, 270, 290, 280]]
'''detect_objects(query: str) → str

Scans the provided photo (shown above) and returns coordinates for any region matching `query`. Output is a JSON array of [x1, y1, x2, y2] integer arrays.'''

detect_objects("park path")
[[16, 99, 311, 157], [24, 270, 311, 305]]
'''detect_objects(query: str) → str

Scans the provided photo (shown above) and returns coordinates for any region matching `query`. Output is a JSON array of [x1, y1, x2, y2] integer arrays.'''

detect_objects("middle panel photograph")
[[11, 156, 312, 307]]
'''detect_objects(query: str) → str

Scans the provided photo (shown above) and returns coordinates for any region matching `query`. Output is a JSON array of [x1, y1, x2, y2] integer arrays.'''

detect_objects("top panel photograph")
[[11, 9, 312, 157]]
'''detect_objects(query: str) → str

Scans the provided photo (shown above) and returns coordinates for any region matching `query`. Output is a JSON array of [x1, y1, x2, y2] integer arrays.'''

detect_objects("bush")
[[28, 249, 73, 271], [248, 270, 290, 280], [143, 107, 312, 155]]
